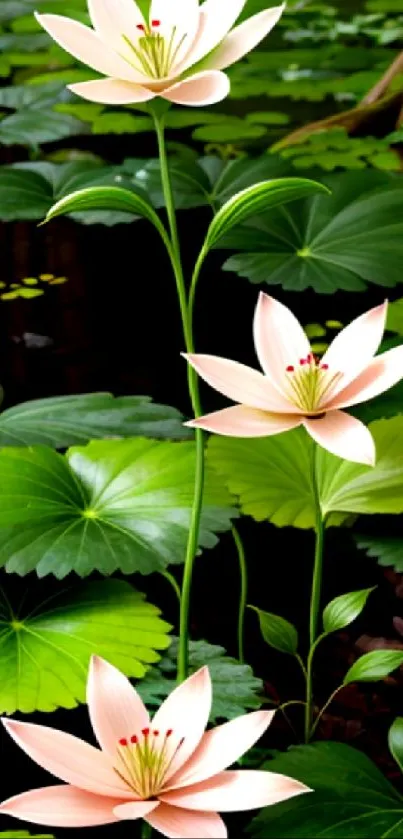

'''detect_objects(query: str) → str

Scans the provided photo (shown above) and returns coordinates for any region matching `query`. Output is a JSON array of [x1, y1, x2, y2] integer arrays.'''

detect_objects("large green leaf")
[[123, 154, 289, 212], [137, 638, 263, 723], [0, 579, 171, 714], [0, 438, 236, 578], [207, 416, 403, 529], [0, 160, 139, 223], [356, 535, 403, 572], [220, 171, 403, 294], [249, 741, 403, 838], [0, 393, 191, 447], [0, 108, 86, 146]]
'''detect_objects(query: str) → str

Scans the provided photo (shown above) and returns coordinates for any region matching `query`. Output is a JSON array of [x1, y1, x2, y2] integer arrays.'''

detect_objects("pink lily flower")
[[0, 658, 308, 838], [185, 292, 403, 466], [35, 0, 284, 107]]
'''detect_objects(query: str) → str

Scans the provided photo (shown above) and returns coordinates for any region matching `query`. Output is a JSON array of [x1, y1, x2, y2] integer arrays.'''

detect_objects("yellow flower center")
[[114, 728, 184, 799], [123, 20, 187, 79], [284, 353, 342, 415]]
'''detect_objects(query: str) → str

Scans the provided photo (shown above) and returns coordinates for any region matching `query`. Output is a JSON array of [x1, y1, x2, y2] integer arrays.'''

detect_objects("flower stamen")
[[113, 729, 185, 800], [284, 353, 342, 413]]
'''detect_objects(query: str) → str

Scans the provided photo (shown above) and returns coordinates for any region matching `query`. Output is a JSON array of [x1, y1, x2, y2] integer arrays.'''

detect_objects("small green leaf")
[[344, 650, 403, 686], [389, 717, 403, 774], [250, 606, 298, 655], [323, 588, 374, 634], [138, 637, 263, 722], [356, 536, 403, 573], [204, 178, 329, 250], [44, 185, 167, 241]]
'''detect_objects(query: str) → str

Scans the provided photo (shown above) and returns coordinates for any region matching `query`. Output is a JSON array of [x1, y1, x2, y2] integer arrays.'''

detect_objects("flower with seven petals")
[[184, 292, 403, 466], [36, 0, 284, 107], [0, 657, 308, 838]]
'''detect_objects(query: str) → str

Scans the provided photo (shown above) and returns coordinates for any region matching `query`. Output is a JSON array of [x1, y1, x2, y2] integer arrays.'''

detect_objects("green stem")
[[310, 685, 344, 739], [141, 822, 152, 838], [304, 442, 325, 742], [160, 570, 181, 603], [153, 111, 205, 685], [232, 526, 248, 664]]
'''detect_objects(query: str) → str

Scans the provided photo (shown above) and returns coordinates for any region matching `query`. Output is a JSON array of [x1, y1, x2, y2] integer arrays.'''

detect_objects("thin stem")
[[304, 442, 325, 742], [295, 653, 308, 680], [141, 822, 152, 839], [310, 685, 344, 739], [160, 570, 181, 604], [152, 111, 205, 685], [232, 526, 248, 664]]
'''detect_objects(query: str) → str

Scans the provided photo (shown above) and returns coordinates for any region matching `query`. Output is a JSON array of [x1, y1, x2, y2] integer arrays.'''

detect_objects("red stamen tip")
[[166, 729, 173, 737], [286, 365, 294, 373], [130, 735, 138, 744], [153, 730, 160, 737], [152, 19, 161, 26], [300, 358, 307, 366], [307, 353, 313, 362], [142, 728, 150, 737], [321, 363, 329, 370], [136, 23, 145, 30], [119, 738, 128, 747]]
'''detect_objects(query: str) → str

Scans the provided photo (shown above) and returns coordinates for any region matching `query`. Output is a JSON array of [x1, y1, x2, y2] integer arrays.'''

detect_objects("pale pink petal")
[[0, 786, 125, 827], [321, 301, 388, 398], [161, 71, 230, 106], [68, 79, 156, 104], [1, 718, 132, 799], [185, 406, 302, 437], [35, 13, 141, 82], [252, 293, 311, 391], [303, 411, 376, 466], [160, 770, 309, 812], [176, 0, 247, 74], [184, 353, 297, 413], [87, 0, 148, 69], [168, 710, 275, 790], [327, 345, 403, 410], [203, 5, 285, 72], [150, 0, 200, 69], [87, 656, 150, 758], [141, 802, 227, 838], [151, 667, 212, 782]]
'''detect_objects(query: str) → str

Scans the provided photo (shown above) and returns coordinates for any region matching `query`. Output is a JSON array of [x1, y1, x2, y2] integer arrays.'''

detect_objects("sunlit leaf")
[[0, 580, 171, 714]]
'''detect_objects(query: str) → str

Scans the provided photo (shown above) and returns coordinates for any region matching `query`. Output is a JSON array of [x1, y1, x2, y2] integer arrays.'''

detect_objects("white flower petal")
[[176, 0, 247, 74], [36, 13, 141, 81], [161, 70, 230, 106], [202, 4, 285, 72], [68, 79, 156, 104]]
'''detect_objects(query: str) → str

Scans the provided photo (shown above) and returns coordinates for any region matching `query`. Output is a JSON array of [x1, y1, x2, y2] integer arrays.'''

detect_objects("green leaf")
[[122, 154, 289, 213], [249, 741, 403, 839], [44, 185, 168, 240], [0, 161, 138, 224], [221, 171, 403, 294], [204, 177, 329, 251], [0, 834, 55, 838], [138, 638, 263, 723], [207, 417, 403, 530], [386, 297, 403, 336], [0, 108, 85, 146], [0, 579, 171, 715], [0, 439, 236, 578], [356, 536, 403, 573], [0, 393, 191, 447], [250, 606, 298, 655], [389, 717, 403, 774], [344, 650, 403, 685], [323, 588, 374, 634]]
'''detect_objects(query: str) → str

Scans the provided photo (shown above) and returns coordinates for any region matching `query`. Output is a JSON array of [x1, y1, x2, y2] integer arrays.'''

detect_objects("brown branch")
[[361, 49, 403, 106]]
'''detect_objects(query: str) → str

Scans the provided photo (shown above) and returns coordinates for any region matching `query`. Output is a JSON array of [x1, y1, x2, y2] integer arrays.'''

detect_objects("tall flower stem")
[[304, 442, 325, 742], [152, 109, 205, 684], [232, 526, 248, 664]]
